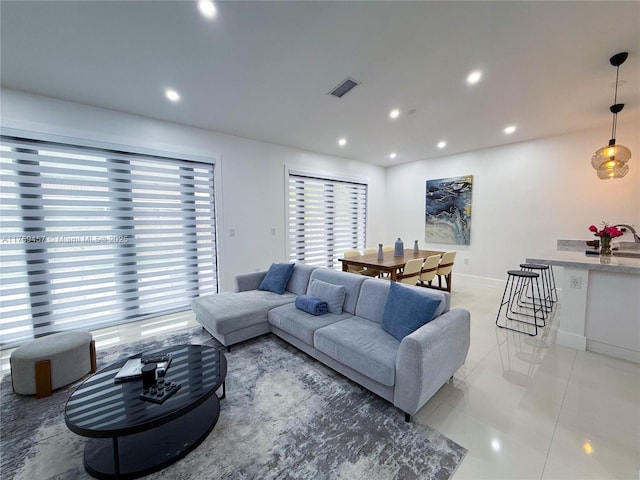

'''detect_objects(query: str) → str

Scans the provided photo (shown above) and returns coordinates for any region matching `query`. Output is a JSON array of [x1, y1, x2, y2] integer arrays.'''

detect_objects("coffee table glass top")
[[65, 344, 226, 437]]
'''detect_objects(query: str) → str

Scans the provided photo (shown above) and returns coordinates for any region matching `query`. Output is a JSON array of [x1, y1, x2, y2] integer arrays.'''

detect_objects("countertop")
[[526, 251, 640, 275]]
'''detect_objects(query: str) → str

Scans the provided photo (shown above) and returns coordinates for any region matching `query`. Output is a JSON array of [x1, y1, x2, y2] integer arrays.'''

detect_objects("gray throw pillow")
[[307, 278, 346, 314]]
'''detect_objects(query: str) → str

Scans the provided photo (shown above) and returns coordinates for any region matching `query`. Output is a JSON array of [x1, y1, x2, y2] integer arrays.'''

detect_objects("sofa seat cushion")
[[192, 290, 296, 334], [268, 303, 351, 346], [314, 317, 400, 387]]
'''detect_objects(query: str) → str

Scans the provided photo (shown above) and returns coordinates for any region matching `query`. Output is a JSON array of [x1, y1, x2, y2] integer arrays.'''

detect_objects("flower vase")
[[600, 235, 612, 256]]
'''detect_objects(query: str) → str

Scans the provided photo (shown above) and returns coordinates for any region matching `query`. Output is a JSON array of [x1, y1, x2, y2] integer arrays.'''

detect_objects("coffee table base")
[[83, 394, 220, 480]]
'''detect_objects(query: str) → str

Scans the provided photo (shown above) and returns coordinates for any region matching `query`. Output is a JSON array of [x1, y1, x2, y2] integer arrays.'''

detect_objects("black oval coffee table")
[[65, 344, 226, 480]]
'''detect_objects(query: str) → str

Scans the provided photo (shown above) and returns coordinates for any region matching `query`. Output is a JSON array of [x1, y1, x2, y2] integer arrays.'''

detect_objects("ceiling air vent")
[[328, 77, 360, 98]]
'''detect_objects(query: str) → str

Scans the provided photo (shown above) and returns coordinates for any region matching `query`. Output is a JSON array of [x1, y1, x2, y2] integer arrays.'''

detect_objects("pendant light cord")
[[611, 65, 620, 141]]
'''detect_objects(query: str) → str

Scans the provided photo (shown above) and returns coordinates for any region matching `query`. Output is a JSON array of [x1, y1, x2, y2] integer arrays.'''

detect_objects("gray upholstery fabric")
[[235, 271, 267, 292], [268, 303, 350, 346], [394, 308, 471, 415], [307, 269, 366, 314], [192, 290, 296, 335], [10, 331, 93, 395], [285, 263, 318, 295], [307, 279, 346, 314], [356, 279, 449, 324], [271, 326, 395, 403], [314, 317, 400, 387]]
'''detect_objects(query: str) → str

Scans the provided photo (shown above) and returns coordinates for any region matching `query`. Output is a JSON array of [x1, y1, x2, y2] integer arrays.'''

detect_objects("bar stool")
[[496, 270, 545, 336], [520, 263, 555, 316]]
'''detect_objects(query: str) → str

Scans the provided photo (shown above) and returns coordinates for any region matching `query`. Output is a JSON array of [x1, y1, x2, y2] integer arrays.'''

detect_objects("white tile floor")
[[421, 276, 640, 480], [2, 279, 638, 479]]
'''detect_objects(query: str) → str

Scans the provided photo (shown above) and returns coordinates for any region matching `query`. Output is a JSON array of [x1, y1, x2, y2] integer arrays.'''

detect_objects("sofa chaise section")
[[192, 263, 317, 348]]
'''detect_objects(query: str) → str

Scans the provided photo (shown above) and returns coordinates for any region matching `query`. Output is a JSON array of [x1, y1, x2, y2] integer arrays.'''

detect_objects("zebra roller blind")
[[0, 135, 218, 347], [288, 172, 367, 268]]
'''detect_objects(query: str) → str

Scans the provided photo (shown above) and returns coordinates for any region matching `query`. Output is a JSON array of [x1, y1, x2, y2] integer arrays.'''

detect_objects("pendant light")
[[591, 52, 631, 180]]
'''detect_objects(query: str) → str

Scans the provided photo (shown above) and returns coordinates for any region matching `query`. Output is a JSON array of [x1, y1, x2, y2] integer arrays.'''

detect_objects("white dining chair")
[[418, 254, 442, 288]]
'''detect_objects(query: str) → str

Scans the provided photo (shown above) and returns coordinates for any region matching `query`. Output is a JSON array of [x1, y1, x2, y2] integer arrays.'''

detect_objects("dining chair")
[[382, 245, 394, 253], [343, 249, 377, 276], [418, 254, 442, 288], [436, 251, 457, 291], [362, 247, 382, 276], [395, 258, 424, 285]]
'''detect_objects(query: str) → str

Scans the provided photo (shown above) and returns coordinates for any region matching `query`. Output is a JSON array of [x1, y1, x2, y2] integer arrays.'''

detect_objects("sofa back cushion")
[[308, 269, 367, 315], [286, 263, 318, 295], [355, 278, 449, 324]]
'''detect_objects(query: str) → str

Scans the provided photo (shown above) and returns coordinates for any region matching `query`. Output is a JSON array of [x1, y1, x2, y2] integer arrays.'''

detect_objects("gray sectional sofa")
[[192, 263, 470, 421]]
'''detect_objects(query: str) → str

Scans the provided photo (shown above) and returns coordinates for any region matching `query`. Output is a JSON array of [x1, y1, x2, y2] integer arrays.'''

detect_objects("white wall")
[[3, 88, 638, 288], [0, 89, 387, 291], [385, 124, 640, 282]]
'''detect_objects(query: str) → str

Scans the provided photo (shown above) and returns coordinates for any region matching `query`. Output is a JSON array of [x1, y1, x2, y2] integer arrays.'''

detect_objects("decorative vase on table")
[[394, 238, 404, 257], [377, 243, 384, 260], [413, 240, 419, 254]]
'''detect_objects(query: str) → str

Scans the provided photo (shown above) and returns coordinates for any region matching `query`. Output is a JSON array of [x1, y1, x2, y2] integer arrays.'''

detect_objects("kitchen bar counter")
[[527, 250, 640, 275], [526, 251, 640, 364]]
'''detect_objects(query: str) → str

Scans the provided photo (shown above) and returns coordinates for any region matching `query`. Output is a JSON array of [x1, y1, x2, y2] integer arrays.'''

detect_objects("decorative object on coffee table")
[[64, 344, 226, 480]]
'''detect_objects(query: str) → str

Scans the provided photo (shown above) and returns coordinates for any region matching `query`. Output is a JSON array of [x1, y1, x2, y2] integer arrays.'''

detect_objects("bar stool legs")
[[496, 270, 545, 336], [519, 263, 556, 316]]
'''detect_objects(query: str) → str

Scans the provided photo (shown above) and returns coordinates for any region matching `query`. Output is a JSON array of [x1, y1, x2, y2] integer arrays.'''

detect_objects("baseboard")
[[556, 329, 586, 351], [454, 273, 505, 289], [586, 340, 640, 364]]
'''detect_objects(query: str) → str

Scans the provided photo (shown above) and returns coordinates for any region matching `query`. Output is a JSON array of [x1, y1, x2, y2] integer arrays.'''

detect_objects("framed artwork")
[[425, 175, 473, 245]]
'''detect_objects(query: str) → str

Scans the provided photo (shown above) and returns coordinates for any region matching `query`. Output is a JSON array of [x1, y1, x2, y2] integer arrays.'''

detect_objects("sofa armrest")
[[234, 271, 267, 292], [394, 308, 471, 416]]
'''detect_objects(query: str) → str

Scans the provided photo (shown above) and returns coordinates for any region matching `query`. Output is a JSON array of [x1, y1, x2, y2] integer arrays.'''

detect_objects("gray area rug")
[[1, 328, 467, 479]]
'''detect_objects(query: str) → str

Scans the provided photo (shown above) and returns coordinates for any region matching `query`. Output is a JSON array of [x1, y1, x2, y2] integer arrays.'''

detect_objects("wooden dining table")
[[338, 249, 445, 281]]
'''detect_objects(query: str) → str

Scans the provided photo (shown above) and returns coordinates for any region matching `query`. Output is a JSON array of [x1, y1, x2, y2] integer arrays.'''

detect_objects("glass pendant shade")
[[592, 52, 632, 180], [591, 142, 631, 179]]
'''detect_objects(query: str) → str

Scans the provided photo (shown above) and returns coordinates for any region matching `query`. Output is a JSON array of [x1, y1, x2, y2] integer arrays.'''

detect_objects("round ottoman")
[[10, 331, 96, 398]]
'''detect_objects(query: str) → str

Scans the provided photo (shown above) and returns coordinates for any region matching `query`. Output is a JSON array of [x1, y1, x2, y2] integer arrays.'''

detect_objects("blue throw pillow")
[[381, 282, 441, 341], [258, 263, 295, 294]]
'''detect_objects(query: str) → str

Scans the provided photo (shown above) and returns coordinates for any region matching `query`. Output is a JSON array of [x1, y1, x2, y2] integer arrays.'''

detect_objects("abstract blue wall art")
[[425, 175, 473, 245]]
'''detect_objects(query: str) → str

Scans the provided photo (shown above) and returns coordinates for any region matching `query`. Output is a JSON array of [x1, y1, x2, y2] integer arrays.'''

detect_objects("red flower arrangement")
[[588, 223, 622, 257], [588, 224, 623, 238]]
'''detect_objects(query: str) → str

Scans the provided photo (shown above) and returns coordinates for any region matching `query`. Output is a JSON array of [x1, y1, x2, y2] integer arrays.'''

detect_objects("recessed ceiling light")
[[198, 0, 217, 19], [437, 141, 447, 149], [389, 109, 400, 119], [165, 89, 180, 102], [466, 70, 482, 85], [389, 152, 397, 159], [504, 125, 517, 135], [338, 138, 347, 147]]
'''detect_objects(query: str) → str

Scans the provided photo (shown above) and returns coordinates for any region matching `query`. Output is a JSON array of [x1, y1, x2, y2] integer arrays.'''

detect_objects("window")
[[0, 135, 217, 347], [288, 172, 367, 268]]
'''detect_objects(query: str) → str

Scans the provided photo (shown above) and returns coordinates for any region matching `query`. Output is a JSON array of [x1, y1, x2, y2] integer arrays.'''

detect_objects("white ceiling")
[[1, 1, 639, 167]]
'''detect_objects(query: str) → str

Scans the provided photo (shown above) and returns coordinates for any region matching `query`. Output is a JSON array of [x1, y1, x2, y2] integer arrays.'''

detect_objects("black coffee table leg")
[[113, 437, 120, 479], [83, 394, 220, 480]]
